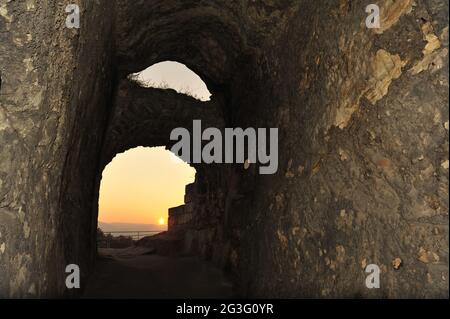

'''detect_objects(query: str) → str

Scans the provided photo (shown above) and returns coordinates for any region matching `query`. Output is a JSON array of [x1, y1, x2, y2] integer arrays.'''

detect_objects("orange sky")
[[99, 146, 196, 224], [99, 62, 208, 225]]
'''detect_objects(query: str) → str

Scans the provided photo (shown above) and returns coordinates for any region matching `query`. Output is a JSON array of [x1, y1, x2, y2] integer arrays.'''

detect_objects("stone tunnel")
[[0, 0, 448, 298]]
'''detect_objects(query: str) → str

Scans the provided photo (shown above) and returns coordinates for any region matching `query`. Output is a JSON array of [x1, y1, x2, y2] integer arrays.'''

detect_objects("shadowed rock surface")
[[83, 248, 233, 299], [136, 231, 184, 256], [0, 0, 448, 298]]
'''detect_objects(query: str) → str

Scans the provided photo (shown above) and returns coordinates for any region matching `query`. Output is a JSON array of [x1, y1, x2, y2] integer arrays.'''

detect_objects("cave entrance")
[[83, 59, 233, 298], [97, 60, 212, 246], [97, 146, 196, 248]]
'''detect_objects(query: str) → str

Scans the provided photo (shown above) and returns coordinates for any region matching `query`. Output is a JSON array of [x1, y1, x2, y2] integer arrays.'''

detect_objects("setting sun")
[[98, 147, 196, 225]]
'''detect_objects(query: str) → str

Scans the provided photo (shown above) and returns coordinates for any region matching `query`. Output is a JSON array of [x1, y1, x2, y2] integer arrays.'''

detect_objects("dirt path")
[[82, 248, 234, 299]]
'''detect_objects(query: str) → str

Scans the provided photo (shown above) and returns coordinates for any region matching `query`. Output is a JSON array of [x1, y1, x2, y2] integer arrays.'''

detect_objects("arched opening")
[[82, 53, 233, 298], [97, 146, 196, 248], [86, 146, 233, 298], [129, 61, 212, 101]]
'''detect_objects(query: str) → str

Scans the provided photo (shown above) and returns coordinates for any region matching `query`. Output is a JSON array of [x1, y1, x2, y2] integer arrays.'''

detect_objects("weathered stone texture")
[[1, 0, 115, 297], [1, 0, 448, 298], [222, 0, 449, 298]]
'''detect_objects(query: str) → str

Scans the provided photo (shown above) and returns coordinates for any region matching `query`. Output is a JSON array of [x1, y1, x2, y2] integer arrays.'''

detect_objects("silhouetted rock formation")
[[137, 231, 184, 256]]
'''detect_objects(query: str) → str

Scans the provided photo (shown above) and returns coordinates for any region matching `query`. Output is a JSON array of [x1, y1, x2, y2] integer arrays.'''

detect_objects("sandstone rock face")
[[0, 0, 116, 297], [0, 0, 448, 298]]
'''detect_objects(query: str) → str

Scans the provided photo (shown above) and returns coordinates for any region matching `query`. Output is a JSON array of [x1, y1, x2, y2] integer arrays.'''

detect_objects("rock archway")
[[0, 0, 448, 298]]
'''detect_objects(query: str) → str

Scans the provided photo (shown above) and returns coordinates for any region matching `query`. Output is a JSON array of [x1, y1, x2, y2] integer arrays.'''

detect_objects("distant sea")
[[98, 221, 167, 237]]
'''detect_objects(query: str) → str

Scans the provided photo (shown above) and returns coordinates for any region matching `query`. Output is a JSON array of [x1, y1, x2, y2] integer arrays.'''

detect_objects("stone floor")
[[82, 248, 234, 299]]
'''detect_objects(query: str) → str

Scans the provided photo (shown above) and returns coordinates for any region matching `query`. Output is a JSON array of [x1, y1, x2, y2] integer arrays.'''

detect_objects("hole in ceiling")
[[128, 61, 212, 102]]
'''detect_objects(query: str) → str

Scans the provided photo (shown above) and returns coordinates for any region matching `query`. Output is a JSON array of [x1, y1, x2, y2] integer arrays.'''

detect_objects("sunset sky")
[[98, 62, 209, 225]]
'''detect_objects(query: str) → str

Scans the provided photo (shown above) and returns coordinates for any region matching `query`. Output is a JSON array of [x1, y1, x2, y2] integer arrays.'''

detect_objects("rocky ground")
[[83, 247, 233, 299]]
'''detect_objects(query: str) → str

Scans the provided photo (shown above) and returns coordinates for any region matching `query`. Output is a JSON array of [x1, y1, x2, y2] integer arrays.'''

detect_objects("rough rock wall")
[[218, 0, 449, 298], [114, 0, 300, 89], [182, 165, 230, 262], [169, 0, 448, 298], [0, 0, 115, 297]]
